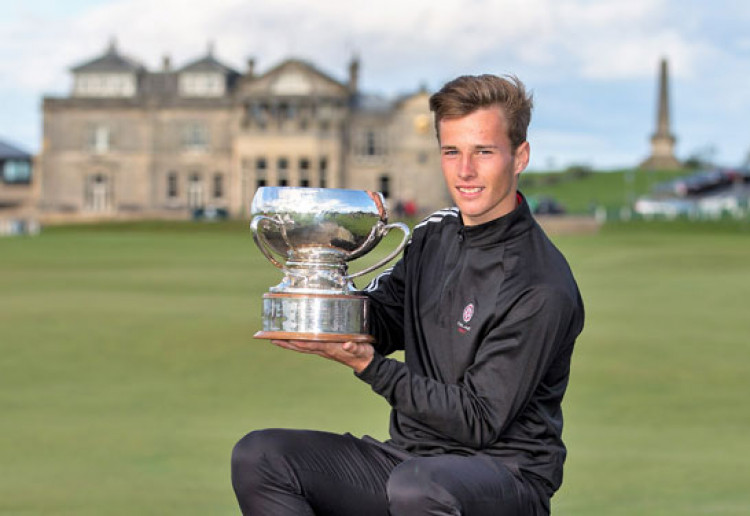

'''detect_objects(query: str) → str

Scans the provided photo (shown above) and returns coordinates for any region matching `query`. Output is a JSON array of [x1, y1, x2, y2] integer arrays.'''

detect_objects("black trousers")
[[231, 428, 547, 515]]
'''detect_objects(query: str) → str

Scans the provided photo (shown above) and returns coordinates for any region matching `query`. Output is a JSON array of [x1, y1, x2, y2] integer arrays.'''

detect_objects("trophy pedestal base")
[[254, 292, 373, 343], [254, 330, 374, 343]]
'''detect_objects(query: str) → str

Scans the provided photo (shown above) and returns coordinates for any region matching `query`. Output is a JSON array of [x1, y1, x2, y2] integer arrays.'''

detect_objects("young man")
[[232, 74, 585, 515]]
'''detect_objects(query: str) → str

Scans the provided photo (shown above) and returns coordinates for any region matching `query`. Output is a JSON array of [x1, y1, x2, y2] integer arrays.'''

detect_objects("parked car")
[[655, 168, 735, 197], [192, 206, 229, 221], [634, 196, 695, 218], [529, 196, 566, 215]]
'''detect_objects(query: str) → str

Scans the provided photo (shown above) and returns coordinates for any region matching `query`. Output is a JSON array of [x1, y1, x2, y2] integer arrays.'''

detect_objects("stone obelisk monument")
[[640, 58, 681, 170]]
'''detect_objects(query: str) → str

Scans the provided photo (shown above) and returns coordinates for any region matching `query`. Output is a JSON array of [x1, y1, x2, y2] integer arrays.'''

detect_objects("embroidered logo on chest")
[[457, 303, 474, 334]]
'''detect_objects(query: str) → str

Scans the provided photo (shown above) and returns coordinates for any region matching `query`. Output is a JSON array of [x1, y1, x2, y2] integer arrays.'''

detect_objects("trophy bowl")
[[250, 187, 410, 342], [250, 187, 388, 261]]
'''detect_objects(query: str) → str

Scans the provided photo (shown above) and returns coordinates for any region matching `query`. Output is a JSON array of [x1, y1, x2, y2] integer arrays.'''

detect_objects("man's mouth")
[[457, 187, 483, 194]]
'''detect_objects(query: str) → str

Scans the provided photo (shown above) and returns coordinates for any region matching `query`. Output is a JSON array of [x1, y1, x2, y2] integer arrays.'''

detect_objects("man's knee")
[[231, 428, 292, 487], [232, 429, 316, 514], [386, 460, 460, 515], [232, 429, 267, 469]]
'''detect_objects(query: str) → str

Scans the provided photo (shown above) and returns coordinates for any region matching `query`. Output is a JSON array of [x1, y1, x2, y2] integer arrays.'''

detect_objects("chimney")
[[162, 55, 172, 72], [348, 56, 359, 93], [246, 58, 255, 78]]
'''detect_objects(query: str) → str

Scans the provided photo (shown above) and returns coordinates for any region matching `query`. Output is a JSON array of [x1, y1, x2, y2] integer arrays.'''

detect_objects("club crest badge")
[[457, 303, 475, 333], [463, 303, 474, 322]]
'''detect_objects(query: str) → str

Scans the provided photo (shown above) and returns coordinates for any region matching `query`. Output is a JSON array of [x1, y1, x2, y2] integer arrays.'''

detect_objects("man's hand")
[[270, 339, 375, 374]]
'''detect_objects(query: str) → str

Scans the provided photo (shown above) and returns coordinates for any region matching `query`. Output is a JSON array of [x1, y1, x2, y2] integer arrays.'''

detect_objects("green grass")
[[552, 223, 750, 515], [1, 219, 749, 514], [520, 168, 692, 214]]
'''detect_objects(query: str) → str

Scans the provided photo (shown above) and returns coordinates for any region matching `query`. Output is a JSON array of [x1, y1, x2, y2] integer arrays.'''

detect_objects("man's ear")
[[513, 141, 530, 176]]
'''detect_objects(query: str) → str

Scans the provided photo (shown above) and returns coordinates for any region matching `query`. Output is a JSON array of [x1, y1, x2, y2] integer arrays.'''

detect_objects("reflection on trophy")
[[250, 187, 410, 342]]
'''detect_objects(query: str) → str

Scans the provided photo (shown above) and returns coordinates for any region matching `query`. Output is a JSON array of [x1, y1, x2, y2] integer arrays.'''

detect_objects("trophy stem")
[[271, 258, 354, 293]]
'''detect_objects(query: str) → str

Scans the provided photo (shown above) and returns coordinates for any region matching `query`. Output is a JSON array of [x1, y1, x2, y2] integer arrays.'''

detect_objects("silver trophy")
[[250, 187, 410, 342]]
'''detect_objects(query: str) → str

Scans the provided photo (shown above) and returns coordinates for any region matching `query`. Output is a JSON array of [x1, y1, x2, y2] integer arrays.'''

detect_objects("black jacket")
[[358, 194, 585, 498]]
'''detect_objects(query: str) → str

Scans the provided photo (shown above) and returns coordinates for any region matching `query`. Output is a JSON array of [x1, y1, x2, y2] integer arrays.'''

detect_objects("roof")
[[179, 43, 239, 75], [71, 39, 143, 73], [242, 58, 349, 98], [0, 139, 32, 160], [274, 58, 348, 91], [351, 93, 394, 113]]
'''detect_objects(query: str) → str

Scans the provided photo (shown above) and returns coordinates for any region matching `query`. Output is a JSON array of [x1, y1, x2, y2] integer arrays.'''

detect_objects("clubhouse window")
[[299, 158, 310, 187], [379, 174, 390, 198], [88, 124, 111, 154], [277, 157, 288, 186], [256, 157, 267, 188], [319, 157, 328, 188], [2, 160, 32, 184], [213, 173, 224, 199], [182, 123, 209, 151], [167, 172, 178, 198]]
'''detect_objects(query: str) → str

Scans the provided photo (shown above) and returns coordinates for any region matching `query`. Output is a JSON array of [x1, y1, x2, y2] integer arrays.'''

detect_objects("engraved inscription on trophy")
[[250, 187, 410, 342]]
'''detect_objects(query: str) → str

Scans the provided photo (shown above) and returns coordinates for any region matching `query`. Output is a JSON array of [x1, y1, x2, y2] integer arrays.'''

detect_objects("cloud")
[[1, 0, 748, 166], [0, 0, 705, 93]]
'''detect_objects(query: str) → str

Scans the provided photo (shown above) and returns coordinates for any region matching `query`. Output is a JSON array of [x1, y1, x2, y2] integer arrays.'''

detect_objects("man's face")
[[439, 106, 530, 226]]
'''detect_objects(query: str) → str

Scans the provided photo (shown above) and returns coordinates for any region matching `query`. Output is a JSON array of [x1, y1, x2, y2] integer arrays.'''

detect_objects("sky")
[[1, 0, 749, 170]]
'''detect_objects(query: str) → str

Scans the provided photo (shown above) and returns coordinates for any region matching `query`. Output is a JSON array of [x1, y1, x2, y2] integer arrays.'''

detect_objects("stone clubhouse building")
[[37, 41, 445, 221]]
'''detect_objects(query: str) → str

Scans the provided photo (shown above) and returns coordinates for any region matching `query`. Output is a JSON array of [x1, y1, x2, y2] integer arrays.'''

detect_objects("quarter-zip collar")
[[457, 191, 535, 247]]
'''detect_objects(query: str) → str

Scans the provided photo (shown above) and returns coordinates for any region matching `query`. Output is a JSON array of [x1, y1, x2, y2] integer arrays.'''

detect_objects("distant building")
[[640, 58, 682, 170], [0, 138, 39, 235], [0, 138, 35, 212], [37, 40, 444, 221]]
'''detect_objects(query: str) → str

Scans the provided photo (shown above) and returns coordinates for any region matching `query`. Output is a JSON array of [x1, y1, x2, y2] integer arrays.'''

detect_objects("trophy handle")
[[250, 215, 287, 270], [346, 222, 410, 280]]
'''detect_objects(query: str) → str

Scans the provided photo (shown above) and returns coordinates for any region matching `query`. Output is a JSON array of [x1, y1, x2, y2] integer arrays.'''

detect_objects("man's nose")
[[457, 155, 476, 179]]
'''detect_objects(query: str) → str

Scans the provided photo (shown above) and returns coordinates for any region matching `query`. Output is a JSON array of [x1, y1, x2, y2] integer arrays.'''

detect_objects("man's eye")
[[442, 150, 458, 156]]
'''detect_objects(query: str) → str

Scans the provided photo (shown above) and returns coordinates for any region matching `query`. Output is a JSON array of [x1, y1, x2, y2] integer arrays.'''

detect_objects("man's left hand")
[[270, 339, 374, 373]]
